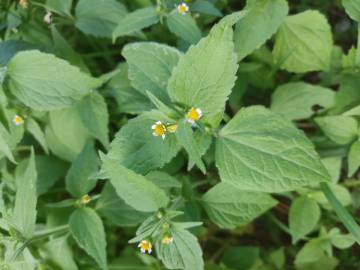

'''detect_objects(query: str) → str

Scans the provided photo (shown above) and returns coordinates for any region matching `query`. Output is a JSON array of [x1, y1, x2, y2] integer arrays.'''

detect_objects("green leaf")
[[191, 0, 222, 17], [176, 121, 207, 173], [342, 0, 360, 22], [0, 128, 16, 164], [320, 182, 360, 244], [156, 225, 204, 270], [273, 10, 333, 73], [295, 238, 327, 265], [221, 246, 260, 270], [321, 156, 342, 183], [26, 118, 49, 154], [46, 0, 72, 16], [96, 182, 149, 227], [75, 0, 127, 38], [315, 115, 358, 145], [44, 236, 78, 270], [348, 140, 360, 176], [0, 40, 34, 66], [12, 149, 37, 238], [234, 0, 288, 60], [46, 106, 92, 161], [69, 207, 107, 270], [289, 196, 321, 243], [166, 11, 202, 44], [271, 82, 335, 121], [145, 170, 181, 191], [106, 63, 152, 114], [168, 18, 238, 119], [102, 157, 169, 212], [66, 141, 100, 198], [7, 50, 102, 111], [106, 111, 180, 174], [332, 73, 360, 114], [216, 106, 330, 192], [122, 42, 182, 104], [113, 7, 159, 41], [202, 182, 277, 229], [77, 93, 109, 148], [328, 228, 355, 249]]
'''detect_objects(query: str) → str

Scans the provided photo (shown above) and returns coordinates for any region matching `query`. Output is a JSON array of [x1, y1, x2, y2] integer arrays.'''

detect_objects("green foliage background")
[[1, 0, 360, 269]]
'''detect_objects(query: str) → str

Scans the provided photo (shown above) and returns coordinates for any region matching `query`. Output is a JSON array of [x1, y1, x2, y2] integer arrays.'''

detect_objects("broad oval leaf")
[[216, 106, 330, 192], [234, 0, 288, 60], [166, 11, 202, 44], [102, 157, 170, 212], [289, 196, 321, 243], [69, 207, 107, 270], [167, 18, 238, 119], [202, 182, 277, 229], [342, 0, 360, 22], [122, 42, 182, 104], [106, 111, 180, 174], [113, 7, 159, 40], [273, 10, 333, 73], [7, 50, 102, 111], [75, 0, 127, 38]]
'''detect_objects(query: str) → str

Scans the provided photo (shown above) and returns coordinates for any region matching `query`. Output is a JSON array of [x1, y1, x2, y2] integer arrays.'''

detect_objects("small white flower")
[[13, 115, 24, 126], [177, 2, 189, 15], [44, 11, 53, 24], [186, 107, 203, 124]]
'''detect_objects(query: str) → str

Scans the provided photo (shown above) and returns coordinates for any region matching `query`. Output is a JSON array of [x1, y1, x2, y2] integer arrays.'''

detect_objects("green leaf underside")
[[69, 208, 108, 270], [216, 106, 330, 192], [106, 111, 180, 174], [102, 157, 169, 212], [273, 10, 333, 73], [202, 182, 277, 229], [7, 50, 101, 111]]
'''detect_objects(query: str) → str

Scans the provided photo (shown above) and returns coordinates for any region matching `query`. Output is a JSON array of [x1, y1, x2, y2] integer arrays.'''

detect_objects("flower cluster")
[[177, 3, 189, 15]]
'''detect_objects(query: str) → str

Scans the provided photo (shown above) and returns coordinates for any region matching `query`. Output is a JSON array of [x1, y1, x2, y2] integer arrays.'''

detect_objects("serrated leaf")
[[166, 11, 202, 44], [156, 225, 204, 270], [273, 10, 333, 73], [7, 50, 102, 111], [122, 42, 182, 104], [96, 182, 149, 227], [271, 82, 335, 121], [69, 207, 107, 270], [216, 106, 330, 192], [289, 196, 321, 243], [0, 128, 16, 164], [102, 157, 169, 212], [26, 118, 49, 154], [66, 141, 100, 198], [77, 93, 109, 148], [202, 182, 277, 229], [167, 17, 238, 119], [315, 115, 358, 145], [75, 0, 127, 38], [176, 121, 207, 173], [113, 7, 159, 40], [106, 111, 180, 174], [44, 236, 78, 270], [12, 149, 37, 238], [234, 0, 288, 60]]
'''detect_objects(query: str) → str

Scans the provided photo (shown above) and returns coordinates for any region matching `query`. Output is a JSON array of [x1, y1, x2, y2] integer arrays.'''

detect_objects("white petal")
[[140, 248, 145, 253], [156, 121, 161, 124], [148, 249, 152, 254], [152, 132, 157, 136], [162, 134, 166, 140], [186, 118, 195, 124], [151, 125, 156, 129], [196, 108, 203, 117]]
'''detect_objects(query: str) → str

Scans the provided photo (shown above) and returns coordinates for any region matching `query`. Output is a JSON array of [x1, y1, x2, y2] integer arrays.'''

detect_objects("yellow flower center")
[[13, 115, 24, 125], [177, 3, 188, 14], [167, 124, 178, 133], [162, 236, 173, 245], [81, 194, 91, 205], [153, 123, 166, 136], [19, 0, 28, 8], [187, 108, 202, 122], [138, 240, 152, 254]]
